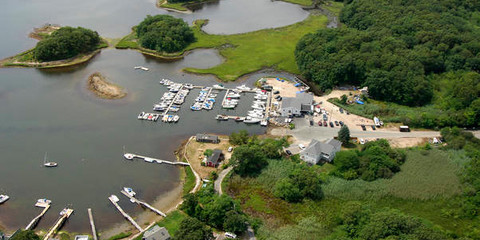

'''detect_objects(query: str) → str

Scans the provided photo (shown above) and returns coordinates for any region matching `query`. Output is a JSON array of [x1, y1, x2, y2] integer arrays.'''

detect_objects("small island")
[[87, 72, 126, 99], [0, 26, 107, 68]]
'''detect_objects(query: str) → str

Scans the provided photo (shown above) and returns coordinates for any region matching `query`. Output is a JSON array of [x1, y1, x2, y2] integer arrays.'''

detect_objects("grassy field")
[[183, 164, 196, 194], [323, 1, 344, 16], [280, 0, 313, 6], [226, 149, 479, 238], [116, 14, 328, 81]]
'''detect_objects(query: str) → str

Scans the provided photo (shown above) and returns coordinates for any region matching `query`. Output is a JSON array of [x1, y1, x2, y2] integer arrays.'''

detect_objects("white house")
[[300, 139, 342, 165], [280, 92, 314, 117]]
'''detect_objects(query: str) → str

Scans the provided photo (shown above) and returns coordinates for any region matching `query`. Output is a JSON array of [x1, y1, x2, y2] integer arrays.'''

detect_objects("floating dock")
[[25, 204, 51, 230], [88, 208, 98, 240], [43, 208, 74, 240], [120, 191, 166, 217], [108, 195, 143, 232], [123, 153, 190, 166]]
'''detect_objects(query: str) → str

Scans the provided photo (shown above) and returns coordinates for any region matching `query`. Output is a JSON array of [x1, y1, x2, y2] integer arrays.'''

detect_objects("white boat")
[[0, 195, 9, 204], [137, 112, 145, 119], [144, 157, 155, 163], [124, 153, 134, 160], [173, 115, 180, 122], [244, 117, 261, 124], [134, 66, 149, 71], [222, 104, 236, 109], [216, 115, 229, 121], [260, 120, 268, 126], [236, 84, 251, 91], [252, 105, 265, 110], [212, 84, 225, 89], [43, 152, 58, 168], [254, 95, 268, 100], [226, 93, 241, 98], [123, 187, 136, 197], [248, 113, 264, 118], [153, 105, 166, 111], [35, 198, 52, 207], [184, 83, 194, 89], [143, 113, 150, 120]]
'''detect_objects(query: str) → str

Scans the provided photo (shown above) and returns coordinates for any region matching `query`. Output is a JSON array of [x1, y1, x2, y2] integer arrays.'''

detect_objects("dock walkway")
[[25, 205, 50, 230], [108, 195, 143, 232], [43, 208, 74, 240], [124, 153, 190, 166], [88, 208, 98, 240], [120, 191, 166, 217]]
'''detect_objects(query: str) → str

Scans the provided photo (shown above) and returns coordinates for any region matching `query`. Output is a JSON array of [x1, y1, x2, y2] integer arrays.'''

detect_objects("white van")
[[225, 232, 237, 239]]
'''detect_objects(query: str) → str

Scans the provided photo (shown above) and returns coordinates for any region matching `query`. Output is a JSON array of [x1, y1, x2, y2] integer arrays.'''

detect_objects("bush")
[[34, 26, 101, 61], [137, 15, 194, 53], [274, 165, 324, 202]]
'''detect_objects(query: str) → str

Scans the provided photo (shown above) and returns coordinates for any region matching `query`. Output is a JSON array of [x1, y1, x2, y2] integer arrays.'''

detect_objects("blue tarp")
[[294, 83, 301, 87], [276, 78, 280, 81], [356, 100, 364, 105], [296, 91, 305, 93]]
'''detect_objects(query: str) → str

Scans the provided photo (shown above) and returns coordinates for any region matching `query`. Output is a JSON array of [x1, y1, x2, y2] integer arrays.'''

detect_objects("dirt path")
[[214, 166, 233, 195]]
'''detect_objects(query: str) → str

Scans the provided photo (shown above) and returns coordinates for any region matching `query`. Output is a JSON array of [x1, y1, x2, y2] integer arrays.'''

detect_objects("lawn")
[[226, 149, 479, 238], [183, 163, 196, 194], [280, 0, 313, 6], [116, 14, 328, 81]]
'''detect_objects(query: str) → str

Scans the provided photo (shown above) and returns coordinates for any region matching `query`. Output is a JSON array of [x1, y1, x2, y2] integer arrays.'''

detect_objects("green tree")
[[223, 210, 248, 234], [231, 144, 268, 177], [229, 130, 250, 145], [338, 125, 351, 144], [274, 178, 302, 202], [334, 151, 359, 173], [10, 230, 40, 240], [136, 15, 194, 53], [173, 216, 214, 240]]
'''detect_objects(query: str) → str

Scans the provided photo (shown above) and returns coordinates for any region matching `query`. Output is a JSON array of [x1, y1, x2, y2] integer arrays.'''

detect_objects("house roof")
[[302, 138, 342, 162], [282, 92, 313, 111], [207, 149, 222, 165], [196, 134, 219, 142], [143, 226, 171, 240]]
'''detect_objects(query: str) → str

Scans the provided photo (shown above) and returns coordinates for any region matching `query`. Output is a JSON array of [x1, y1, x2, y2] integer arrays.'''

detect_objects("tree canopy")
[[296, 0, 480, 106], [137, 15, 195, 53], [274, 165, 324, 202], [34, 26, 101, 61], [173, 216, 214, 240], [10, 230, 40, 240], [333, 139, 406, 181]]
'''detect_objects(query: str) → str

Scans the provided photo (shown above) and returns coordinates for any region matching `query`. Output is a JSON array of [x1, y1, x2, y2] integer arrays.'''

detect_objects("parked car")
[[361, 125, 367, 131], [334, 121, 339, 126], [323, 114, 328, 121], [329, 122, 334, 127], [323, 121, 328, 127], [339, 108, 344, 113], [299, 144, 306, 150], [277, 96, 282, 101], [346, 111, 350, 115], [225, 232, 237, 239], [339, 121, 344, 126], [309, 120, 314, 126], [273, 90, 280, 94], [360, 138, 365, 145], [318, 121, 323, 126], [285, 150, 292, 155], [371, 125, 376, 130], [228, 146, 234, 152]]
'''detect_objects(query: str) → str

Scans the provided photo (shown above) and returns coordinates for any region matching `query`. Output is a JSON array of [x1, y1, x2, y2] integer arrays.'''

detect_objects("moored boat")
[[0, 195, 9, 204], [123, 187, 136, 197]]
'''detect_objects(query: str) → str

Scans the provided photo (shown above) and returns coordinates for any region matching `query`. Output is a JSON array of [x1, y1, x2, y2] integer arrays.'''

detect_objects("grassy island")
[[1, 26, 107, 68], [116, 14, 329, 81]]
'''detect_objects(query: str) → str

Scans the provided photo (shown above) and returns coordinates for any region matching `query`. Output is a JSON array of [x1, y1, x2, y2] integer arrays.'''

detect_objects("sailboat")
[[43, 152, 58, 168]]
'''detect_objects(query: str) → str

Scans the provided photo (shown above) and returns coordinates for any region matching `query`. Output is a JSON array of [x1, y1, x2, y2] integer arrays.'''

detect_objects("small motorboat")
[[213, 84, 225, 89], [123, 187, 136, 197], [137, 112, 145, 119], [134, 66, 149, 71], [226, 93, 241, 98], [260, 120, 268, 126], [244, 117, 261, 124], [124, 153, 134, 160], [35, 198, 52, 207], [0, 194, 9, 204], [236, 84, 251, 91], [222, 104, 236, 109], [43, 152, 58, 168], [216, 115, 229, 121], [184, 84, 194, 89]]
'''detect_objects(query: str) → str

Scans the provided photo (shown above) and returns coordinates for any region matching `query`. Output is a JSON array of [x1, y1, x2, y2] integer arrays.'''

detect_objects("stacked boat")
[[236, 84, 251, 92], [159, 78, 174, 86], [173, 89, 189, 105], [161, 114, 180, 123], [222, 90, 241, 109], [138, 112, 160, 121]]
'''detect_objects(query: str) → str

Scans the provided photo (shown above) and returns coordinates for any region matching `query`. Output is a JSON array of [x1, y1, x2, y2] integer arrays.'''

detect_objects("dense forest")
[[136, 15, 195, 53], [296, 0, 480, 127], [34, 27, 101, 61]]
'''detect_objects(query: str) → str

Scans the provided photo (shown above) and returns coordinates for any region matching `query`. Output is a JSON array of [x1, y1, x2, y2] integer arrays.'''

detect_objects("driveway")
[[214, 166, 233, 195]]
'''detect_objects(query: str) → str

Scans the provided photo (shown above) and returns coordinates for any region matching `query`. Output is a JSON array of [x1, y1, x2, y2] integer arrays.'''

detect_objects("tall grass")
[[323, 149, 463, 200]]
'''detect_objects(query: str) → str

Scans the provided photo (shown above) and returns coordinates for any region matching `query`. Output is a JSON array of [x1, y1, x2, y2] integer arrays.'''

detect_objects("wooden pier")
[[43, 208, 74, 240], [88, 208, 98, 240], [221, 89, 230, 107], [120, 191, 166, 217], [164, 84, 184, 114], [25, 204, 50, 230], [108, 195, 143, 232], [124, 153, 190, 166]]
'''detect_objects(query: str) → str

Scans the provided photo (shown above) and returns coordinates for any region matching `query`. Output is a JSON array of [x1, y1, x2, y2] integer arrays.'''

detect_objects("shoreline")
[[0, 49, 103, 69]]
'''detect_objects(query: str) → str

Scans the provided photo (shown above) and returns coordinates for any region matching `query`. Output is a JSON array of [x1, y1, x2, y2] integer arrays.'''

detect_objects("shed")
[[143, 226, 171, 240], [196, 134, 219, 143]]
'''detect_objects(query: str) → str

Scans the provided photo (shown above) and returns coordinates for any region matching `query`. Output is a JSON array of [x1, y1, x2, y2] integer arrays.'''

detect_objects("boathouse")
[[143, 225, 171, 240], [280, 92, 314, 117], [196, 134, 220, 143]]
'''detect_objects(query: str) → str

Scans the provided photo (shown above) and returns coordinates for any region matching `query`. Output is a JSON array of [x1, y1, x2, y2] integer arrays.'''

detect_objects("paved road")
[[214, 166, 233, 195]]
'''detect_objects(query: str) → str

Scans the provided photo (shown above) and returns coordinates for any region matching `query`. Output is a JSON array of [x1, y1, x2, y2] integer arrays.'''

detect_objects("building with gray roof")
[[300, 138, 342, 165], [143, 226, 171, 240], [280, 92, 314, 117]]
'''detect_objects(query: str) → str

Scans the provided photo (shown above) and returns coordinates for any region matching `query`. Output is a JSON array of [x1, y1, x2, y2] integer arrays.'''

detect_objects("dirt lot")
[[184, 136, 233, 179]]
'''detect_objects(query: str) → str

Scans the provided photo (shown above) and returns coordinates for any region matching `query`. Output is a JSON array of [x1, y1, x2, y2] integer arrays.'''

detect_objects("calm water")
[[0, 0, 309, 234]]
